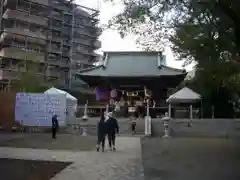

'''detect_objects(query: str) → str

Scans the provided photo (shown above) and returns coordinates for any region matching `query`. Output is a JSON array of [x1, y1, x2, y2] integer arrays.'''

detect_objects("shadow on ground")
[[141, 138, 240, 180], [0, 158, 71, 180], [0, 133, 97, 151]]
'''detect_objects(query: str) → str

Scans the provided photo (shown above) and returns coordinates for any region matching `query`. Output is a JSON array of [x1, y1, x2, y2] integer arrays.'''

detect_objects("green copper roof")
[[76, 51, 186, 77]]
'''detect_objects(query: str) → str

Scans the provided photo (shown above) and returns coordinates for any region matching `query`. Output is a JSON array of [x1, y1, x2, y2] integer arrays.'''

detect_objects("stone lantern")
[[162, 112, 171, 138]]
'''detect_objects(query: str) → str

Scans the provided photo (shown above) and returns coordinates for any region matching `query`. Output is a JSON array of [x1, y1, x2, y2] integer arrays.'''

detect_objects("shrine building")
[[76, 51, 187, 115]]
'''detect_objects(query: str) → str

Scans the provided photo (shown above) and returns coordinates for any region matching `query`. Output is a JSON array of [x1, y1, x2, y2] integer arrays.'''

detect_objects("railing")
[[29, 0, 49, 6], [1, 28, 46, 43], [74, 27, 98, 38]]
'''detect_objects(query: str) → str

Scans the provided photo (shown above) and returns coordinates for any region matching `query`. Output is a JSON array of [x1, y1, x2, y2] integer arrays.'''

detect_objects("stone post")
[[82, 103, 88, 121], [145, 102, 151, 136], [81, 103, 88, 136]]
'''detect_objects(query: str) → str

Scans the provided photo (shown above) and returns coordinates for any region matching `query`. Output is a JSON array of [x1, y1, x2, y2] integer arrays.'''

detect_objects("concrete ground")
[[141, 138, 240, 180], [0, 133, 97, 151], [1, 133, 240, 180], [0, 133, 144, 180], [0, 158, 71, 180]]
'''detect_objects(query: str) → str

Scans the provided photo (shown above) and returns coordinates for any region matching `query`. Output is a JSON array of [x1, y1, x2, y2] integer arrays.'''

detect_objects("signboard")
[[15, 93, 66, 127]]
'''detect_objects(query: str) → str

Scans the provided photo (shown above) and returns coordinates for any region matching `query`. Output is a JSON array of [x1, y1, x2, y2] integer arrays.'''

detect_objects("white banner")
[[15, 93, 67, 127]]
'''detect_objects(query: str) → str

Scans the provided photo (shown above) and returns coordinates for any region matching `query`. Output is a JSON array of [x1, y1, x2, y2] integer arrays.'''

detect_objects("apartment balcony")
[[0, 69, 20, 80], [95, 27, 102, 36], [0, 28, 47, 45], [62, 50, 70, 57], [48, 36, 62, 43], [91, 51, 100, 57], [93, 39, 101, 49], [4, 0, 50, 7], [75, 28, 98, 38], [31, 0, 49, 6], [72, 54, 98, 66], [47, 46, 62, 54], [0, 68, 47, 82], [73, 46, 93, 56], [3, 9, 48, 27], [45, 70, 61, 78], [53, 3, 73, 13], [72, 53, 89, 60], [50, 11, 62, 20], [0, 47, 44, 62]]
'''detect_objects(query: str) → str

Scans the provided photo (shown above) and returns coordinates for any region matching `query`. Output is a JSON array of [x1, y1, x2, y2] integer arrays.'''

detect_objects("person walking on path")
[[131, 117, 137, 135], [106, 112, 119, 151], [52, 115, 59, 139], [96, 112, 107, 152]]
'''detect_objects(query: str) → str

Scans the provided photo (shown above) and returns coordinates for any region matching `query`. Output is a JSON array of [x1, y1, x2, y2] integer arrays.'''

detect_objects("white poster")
[[15, 93, 67, 127]]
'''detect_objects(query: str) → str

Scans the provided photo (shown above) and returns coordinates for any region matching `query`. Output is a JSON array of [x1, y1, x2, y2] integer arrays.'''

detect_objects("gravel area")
[[0, 133, 97, 151], [0, 158, 71, 180], [141, 138, 240, 180]]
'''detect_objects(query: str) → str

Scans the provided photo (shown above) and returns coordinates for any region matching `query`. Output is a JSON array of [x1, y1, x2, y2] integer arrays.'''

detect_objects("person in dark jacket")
[[106, 112, 119, 151], [96, 113, 107, 152], [52, 115, 59, 139]]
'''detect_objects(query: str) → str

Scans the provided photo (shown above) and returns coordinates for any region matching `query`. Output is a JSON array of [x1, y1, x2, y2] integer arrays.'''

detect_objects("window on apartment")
[[11, 37, 26, 48], [52, 31, 60, 37], [52, 19, 61, 27], [28, 41, 44, 52], [50, 42, 60, 49], [48, 53, 58, 61], [30, 3, 46, 16], [29, 25, 39, 32], [2, 19, 15, 29], [52, 0, 60, 4], [16, 21, 29, 30], [81, 63, 92, 69], [63, 16, 71, 24], [51, 11, 61, 18], [62, 57, 69, 63], [62, 46, 69, 52], [38, 65, 44, 73]]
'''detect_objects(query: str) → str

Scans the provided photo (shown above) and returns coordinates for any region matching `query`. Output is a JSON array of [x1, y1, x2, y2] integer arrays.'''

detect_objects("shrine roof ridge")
[[102, 51, 163, 55], [76, 51, 186, 77]]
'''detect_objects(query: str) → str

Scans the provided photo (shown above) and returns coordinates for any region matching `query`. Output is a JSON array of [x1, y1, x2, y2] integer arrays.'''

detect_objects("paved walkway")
[[0, 137, 144, 180]]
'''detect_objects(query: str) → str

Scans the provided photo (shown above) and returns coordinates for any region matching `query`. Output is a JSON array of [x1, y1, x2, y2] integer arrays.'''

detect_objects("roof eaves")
[[103, 51, 163, 55], [162, 65, 186, 73], [103, 52, 109, 68], [77, 65, 104, 74], [157, 52, 162, 68]]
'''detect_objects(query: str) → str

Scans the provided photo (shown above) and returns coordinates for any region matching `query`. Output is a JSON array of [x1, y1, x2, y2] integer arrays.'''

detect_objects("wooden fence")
[[0, 92, 16, 129]]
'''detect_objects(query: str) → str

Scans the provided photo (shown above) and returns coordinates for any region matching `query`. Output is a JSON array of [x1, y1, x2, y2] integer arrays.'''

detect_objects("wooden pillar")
[[189, 105, 193, 119], [168, 103, 171, 117]]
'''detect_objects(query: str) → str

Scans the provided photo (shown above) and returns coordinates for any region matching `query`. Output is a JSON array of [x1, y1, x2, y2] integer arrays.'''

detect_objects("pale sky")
[[76, 0, 193, 71]]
